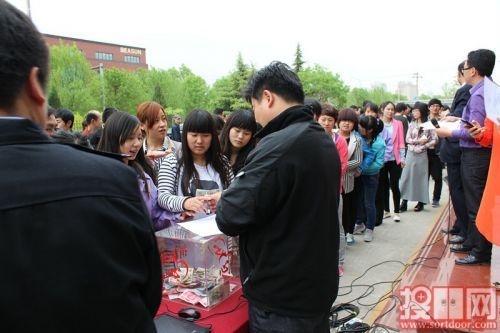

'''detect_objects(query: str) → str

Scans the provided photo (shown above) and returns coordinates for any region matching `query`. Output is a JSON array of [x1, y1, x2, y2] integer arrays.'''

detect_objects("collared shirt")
[[452, 79, 490, 149]]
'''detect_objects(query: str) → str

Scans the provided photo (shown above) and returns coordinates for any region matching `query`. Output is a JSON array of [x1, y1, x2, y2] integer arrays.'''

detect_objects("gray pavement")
[[332, 178, 449, 330]]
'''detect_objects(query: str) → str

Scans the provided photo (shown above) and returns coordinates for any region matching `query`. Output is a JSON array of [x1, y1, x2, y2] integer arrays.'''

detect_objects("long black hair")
[[97, 111, 157, 186], [219, 109, 257, 174], [179, 109, 231, 195]]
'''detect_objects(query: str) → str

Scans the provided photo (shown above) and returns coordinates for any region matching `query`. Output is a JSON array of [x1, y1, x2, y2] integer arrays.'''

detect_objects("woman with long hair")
[[219, 109, 257, 175], [353, 115, 386, 242], [136, 101, 180, 172], [157, 109, 234, 219], [400, 102, 437, 212], [97, 111, 178, 231], [377, 101, 406, 223]]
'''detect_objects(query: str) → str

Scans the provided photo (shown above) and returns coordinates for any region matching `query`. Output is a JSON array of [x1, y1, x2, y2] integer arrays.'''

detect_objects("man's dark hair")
[[467, 49, 496, 77], [51, 130, 91, 148], [85, 111, 99, 124], [47, 106, 56, 117], [428, 98, 442, 107], [55, 108, 75, 129], [102, 107, 118, 123], [304, 98, 322, 119], [363, 102, 379, 114], [395, 102, 407, 113], [0, 1, 49, 109], [243, 61, 304, 104], [213, 108, 224, 116]]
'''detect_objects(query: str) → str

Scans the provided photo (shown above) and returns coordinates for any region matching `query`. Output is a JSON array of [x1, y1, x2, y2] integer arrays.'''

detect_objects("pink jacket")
[[332, 132, 348, 192], [383, 119, 405, 164]]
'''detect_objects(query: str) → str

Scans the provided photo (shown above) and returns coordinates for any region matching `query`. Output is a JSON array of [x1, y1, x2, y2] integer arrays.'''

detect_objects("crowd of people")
[[1, 1, 498, 332]]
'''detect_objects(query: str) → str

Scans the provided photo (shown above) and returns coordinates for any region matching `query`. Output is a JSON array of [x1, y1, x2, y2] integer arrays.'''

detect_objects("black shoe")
[[414, 203, 424, 212], [450, 244, 472, 253], [455, 254, 490, 265], [400, 200, 408, 212], [448, 235, 465, 244], [442, 227, 460, 235]]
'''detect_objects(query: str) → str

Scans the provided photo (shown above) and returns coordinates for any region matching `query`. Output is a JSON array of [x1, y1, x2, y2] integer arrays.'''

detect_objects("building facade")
[[43, 34, 148, 71]]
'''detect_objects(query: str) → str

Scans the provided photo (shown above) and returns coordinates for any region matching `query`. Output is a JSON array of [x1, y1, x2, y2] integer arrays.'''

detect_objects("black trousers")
[[248, 303, 330, 333], [446, 162, 469, 238], [461, 148, 492, 260], [342, 178, 360, 234], [428, 154, 443, 201], [376, 161, 402, 223]]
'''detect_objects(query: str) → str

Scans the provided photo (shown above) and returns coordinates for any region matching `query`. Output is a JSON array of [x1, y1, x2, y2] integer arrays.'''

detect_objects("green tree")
[[103, 68, 148, 113], [152, 84, 167, 106], [419, 94, 432, 102], [48, 43, 100, 113], [207, 76, 234, 111], [299, 65, 349, 107], [369, 84, 399, 104], [182, 73, 208, 112], [207, 54, 252, 111], [48, 88, 62, 109], [293, 43, 305, 72], [346, 87, 370, 107]]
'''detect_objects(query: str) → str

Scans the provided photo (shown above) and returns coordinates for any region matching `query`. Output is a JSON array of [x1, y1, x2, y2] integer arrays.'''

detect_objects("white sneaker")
[[346, 233, 354, 245], [383, 211, 391, 219], [393, 214, 401, 222], [353, 223, 366, 235], [364, 229, 374, 242]]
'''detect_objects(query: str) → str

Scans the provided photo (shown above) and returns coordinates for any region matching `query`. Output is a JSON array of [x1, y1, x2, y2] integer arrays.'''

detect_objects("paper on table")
[[484, 77, 500, 125], [178, 214, 222, 237], [420, 120, 460, 131]]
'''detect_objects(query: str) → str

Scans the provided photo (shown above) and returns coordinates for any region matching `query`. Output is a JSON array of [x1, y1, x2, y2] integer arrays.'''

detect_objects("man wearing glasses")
[[436, 49, 496, 265]]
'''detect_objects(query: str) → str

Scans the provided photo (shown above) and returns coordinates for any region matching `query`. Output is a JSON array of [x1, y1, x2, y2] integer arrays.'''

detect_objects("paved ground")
[[332, 178, 449, 331]]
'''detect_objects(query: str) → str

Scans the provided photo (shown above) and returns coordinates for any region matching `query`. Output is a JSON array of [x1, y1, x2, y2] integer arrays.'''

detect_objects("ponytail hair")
[[374, 117, 384, 137]]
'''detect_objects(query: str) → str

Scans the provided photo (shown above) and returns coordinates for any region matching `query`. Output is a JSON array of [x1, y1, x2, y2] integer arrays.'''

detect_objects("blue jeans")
[[356, 174, 379, 230]]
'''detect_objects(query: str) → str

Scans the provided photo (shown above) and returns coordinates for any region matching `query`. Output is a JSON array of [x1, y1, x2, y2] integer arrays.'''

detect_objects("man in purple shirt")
[[436, 49, 495, 265]]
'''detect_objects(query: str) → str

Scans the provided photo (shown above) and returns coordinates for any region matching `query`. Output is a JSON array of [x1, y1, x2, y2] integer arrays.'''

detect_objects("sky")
[[8, 0, 500, 96]]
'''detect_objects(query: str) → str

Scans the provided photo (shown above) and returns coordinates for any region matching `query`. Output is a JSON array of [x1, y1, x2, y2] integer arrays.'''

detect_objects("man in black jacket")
[[216, 62, 341, 332], [0, 2, 161, 332], [441, 61, 471, 243]]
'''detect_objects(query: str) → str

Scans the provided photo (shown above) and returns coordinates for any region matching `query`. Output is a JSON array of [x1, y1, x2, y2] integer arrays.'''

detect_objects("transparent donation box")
[[156, 222, 239, 308]]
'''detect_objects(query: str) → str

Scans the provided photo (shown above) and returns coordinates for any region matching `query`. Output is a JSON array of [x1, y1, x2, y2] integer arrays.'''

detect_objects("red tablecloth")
[[156, 283, 249, 333]]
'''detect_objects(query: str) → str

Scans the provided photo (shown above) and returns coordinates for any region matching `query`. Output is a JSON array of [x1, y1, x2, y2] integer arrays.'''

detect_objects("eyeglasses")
[[462, 66, 473, 71]]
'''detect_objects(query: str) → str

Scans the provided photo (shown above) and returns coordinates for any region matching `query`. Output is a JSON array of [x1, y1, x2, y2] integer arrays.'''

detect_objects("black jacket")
[[441, 84, 472, 163], [216, 105, 340, 317], [0, 119, 161, 332]]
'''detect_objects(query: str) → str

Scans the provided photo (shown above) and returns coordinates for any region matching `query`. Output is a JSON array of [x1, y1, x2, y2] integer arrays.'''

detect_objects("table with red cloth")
[[156, 279, 249, 333]]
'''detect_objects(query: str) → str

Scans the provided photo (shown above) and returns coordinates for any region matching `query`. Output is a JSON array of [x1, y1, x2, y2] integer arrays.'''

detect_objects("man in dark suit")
[[0, 2, 161, 332], [171, 114, 182, 142], [440, 61, 471, 245]]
